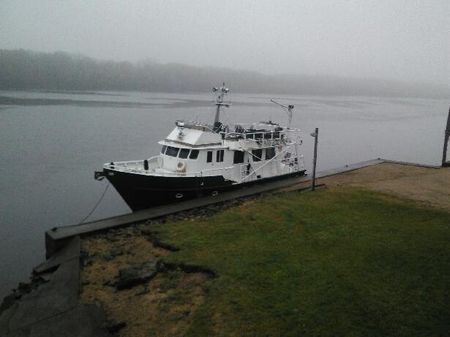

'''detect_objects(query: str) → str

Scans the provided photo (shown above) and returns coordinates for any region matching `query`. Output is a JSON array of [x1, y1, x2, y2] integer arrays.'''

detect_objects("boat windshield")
[[189, 150, 199, 159], [166, 146, 179, 157], [179, 148, 190, 159]]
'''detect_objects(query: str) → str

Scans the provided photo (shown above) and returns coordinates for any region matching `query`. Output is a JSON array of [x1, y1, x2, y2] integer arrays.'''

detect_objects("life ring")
[[176, 161, 186, 172]]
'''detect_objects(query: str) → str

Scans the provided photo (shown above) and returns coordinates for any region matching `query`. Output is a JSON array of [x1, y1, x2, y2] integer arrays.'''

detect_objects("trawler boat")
[[95, 84, 306, 210]]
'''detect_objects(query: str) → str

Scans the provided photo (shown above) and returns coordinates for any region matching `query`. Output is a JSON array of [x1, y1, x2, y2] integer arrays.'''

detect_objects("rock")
[[103, 279, 117, 287], [106, 321, 127, 334], [17, 282, 31, 293], [36, 272, 52, 283], [135, 286, 149, 296], [0, 293, 16, 313], [116, 261, 158, 290]]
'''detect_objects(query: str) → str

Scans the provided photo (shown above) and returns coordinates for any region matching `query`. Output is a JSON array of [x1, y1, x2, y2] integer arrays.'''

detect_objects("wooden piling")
[[442, 108, 450, 167], [311, 128, 319, 191]]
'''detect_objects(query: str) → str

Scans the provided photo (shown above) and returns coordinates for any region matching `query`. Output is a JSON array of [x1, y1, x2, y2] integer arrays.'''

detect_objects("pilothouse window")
[[207, 151, 213, 163], [189, 150, 199, 159], [233, 151, 244, 164], [216, 150, 224, 162], [266, 147, 276, 160], [179, 148, 190, 159], [161, 145, 167, 154], [252, 149, 262, 162], [166, 146, 179, 157]]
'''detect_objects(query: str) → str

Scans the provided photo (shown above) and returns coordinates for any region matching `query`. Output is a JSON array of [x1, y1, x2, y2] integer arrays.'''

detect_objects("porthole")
[[211, 191, 219, 197], [175, 193, 183, 199]]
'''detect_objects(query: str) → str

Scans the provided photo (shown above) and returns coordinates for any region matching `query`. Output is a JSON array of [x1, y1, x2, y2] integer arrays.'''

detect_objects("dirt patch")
[[318, 163, 450, 211], [80, 226, 211, 337]]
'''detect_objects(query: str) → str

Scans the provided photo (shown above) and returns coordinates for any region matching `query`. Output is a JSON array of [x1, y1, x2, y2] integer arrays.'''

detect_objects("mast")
[[212, 83, 230, 126]]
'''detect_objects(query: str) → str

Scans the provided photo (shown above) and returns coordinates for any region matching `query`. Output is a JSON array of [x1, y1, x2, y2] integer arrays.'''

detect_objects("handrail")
[[105, 160, 143, 167], [105, 157, 236, 177], [150, 165, 235, 177], [221, 128, 300, 140], [104, 156, 159, 168]]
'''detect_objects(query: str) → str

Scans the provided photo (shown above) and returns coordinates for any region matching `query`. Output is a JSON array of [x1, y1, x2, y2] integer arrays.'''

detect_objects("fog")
[[1, 0, 448, 88]]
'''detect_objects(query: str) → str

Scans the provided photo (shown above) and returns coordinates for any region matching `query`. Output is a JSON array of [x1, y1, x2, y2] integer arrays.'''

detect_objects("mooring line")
[[78, 182, 110, 225]]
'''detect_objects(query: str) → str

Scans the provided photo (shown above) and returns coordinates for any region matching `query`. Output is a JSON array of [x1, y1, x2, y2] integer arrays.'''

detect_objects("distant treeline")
[[0, 49, 447, 98]]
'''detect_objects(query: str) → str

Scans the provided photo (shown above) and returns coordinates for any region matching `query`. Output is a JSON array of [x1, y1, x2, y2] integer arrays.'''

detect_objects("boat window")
[[179, 148, 190, 159], [233, 151, 244, 164], [207, 151, 213, 163], [266, 147, 276, 160], [216, 150, 224, 162], [161, 145, 167, 154], [166, 146, 179, 157], [252, 149, 262, 162], [189, 150, 199, 159]]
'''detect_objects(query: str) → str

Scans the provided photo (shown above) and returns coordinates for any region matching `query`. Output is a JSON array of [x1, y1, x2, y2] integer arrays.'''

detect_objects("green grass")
[[153, 188, 450, 337]]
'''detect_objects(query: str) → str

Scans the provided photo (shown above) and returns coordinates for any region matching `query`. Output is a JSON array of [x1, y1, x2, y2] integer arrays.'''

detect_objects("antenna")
[[270, 99, 294, 128], [212, 83, 230, 126]]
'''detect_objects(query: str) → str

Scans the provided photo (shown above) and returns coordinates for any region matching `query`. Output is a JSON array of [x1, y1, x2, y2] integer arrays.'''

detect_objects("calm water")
[[0, 90, 448, 298]]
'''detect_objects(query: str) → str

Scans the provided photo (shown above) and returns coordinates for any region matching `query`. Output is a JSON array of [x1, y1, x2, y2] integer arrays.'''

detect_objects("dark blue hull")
[[104, 168, 306, 211]]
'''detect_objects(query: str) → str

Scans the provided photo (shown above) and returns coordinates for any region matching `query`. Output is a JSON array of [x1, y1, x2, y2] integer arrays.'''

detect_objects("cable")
[[78, 182, 110, 225]]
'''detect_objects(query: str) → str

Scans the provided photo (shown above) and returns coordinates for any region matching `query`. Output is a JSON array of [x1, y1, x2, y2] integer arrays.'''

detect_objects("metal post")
[[311, 128, 319, 191], [442, 107, 450, 167]]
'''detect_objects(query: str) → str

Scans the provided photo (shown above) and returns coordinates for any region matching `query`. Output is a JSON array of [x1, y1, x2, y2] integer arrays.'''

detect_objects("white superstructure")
[[99, 84, 306, 210]]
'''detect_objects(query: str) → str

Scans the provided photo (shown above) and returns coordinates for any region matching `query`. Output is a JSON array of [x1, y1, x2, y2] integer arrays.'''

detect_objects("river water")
[[0, 90, 448, 299]]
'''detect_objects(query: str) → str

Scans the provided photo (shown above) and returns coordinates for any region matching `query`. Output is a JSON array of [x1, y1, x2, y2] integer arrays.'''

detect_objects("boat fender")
[[177, 161, 186, 172], [94, 171, 105, 181]]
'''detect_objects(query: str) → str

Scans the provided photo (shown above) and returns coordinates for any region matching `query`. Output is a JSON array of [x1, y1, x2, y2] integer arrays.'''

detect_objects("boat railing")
[[194, 165, 236, 177], [222, 130, 282, 140], [149, 165, 236, 177], [221, 128, 300, 144], [105, 160, 143, 169], [105, 158, 237, 177], [104, 156, 160, 171]]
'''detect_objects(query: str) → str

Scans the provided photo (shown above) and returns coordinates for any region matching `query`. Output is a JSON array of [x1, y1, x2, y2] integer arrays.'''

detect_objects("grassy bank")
[[151, 188, 449, 337]]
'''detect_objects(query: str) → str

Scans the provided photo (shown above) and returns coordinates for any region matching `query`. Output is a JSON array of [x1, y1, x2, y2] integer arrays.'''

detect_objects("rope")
[[78, 182, 110, 225]]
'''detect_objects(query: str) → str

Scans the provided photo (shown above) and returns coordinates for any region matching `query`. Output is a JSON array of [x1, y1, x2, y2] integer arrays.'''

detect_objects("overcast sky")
[[1, 0, 448, 86]]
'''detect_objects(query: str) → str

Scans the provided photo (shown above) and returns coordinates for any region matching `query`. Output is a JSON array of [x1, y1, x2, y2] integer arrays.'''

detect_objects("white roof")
[[163, 126, 222, 147]]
